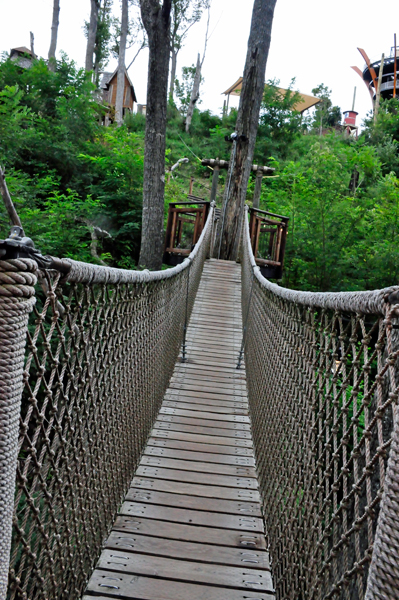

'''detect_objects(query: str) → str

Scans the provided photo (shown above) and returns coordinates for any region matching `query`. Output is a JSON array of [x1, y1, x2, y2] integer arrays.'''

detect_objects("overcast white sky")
[[1, 0, 399, 127]]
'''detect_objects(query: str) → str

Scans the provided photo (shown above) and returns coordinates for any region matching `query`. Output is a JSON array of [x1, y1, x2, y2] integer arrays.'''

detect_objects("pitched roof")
[[100, 67, 137, 103], [223, 77, 321, 114], [11, 46, 33, 55], [99, 72, 113, 89]]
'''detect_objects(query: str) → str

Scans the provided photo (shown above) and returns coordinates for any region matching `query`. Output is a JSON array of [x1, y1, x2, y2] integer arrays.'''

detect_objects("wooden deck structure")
[[83, 259, 274, 600]]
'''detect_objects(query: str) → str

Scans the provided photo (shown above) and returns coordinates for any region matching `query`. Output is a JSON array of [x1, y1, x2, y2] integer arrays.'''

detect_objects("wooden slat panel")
[[153, 422, 252, 439], [95, 550, 274, 591], [84, 572, 274, 599], [146, 438, 254, 455], [139, 456, 256, 477], [143, 446, 256, 466], [135, 466, 258, 489], [119, 502, 263, 531], [104, 532, 270, 569], [130, 477, 260, 502], [126, 489, 261, 516], [162, 401, 249, 415], [112, 516, 266, 548], [150, 430, 253, 447], [157, 414, 251, 430], [160, 407, 250, 422]]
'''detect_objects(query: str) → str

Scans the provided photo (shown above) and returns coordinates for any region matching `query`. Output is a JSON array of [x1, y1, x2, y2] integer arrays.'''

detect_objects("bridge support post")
[[0, 258, 37, 600]]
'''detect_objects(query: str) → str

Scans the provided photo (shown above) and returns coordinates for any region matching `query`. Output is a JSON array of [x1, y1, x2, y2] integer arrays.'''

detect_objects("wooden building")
[[10, 47, 34, 69], [100, 69, 137, 121]]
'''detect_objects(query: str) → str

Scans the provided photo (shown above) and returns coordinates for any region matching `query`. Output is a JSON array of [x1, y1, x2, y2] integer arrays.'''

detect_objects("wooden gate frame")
[[163, 201, 210, 266], [249, 207, 289, 279]]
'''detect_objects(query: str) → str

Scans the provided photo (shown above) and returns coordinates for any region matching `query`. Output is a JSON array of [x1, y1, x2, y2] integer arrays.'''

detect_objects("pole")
[[252, 169, 263, 209], [374, 54, 385, 122], [210, 163, 220, 203], [352, 86, 357, 111]]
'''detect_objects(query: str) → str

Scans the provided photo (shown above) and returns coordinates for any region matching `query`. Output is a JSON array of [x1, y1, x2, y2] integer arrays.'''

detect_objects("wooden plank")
[[85, 572, 274, 599], [135, 466, 258, 489], [160, 407, 250, 422], [144, 446, 256, 466], [126, 489, 261, 516], [95, 550, 274, 592], [164, 396, 248, 409], [130, 477, 260, 502], [147, 438, 254, 456], [139, 456, 256, 477], [156, 415, 251, 431], [151, 430, 253, 447], [162, 401, 249, 415], [153, 423, 252, 439], [119, 502, 263, 532], [104, 532, 270, 569], [165, 389, 248, 402], [112, 516, 266, 548]]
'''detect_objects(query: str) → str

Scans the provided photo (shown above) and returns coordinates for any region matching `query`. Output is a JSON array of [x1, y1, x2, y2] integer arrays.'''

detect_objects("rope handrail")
[[244, 207, 399, 315], [0, 203, 215, 600], [241, 205, 399, 600]]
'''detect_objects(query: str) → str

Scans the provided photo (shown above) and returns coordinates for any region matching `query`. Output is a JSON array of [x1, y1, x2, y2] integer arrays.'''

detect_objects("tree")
[[311, 83, 341, 131], [175, 63, 202, 115], [93, 0, 116, 85], [168, 0, 210, 103], [184, 5, 209, 132], [219, 0, 277, 260], [85, 0, 100, 72], [255, 78, 303, 160], [48, 0, 60, 71], [115, 0, 129, 126], [138, 0, 172, 270]]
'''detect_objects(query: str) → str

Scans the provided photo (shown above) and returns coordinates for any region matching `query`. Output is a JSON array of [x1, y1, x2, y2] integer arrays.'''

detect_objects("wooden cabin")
[[100, 68, 137, 122], [10, 47, 34, 69]]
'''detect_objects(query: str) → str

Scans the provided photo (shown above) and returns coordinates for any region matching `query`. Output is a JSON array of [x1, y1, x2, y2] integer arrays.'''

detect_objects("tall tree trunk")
[[185, 53, 201, 132], [85, 0, 100, 73], [115, 0, 129, 126], [48, 0, 60, 71], [219, 0, 277, 260], [168, 47, 177, 102], [138, 0, 172, 270]]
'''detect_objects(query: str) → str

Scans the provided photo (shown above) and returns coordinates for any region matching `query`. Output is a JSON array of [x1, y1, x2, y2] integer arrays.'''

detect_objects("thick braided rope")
[[365, 404, 399, 600], [0, 259, 36, 600]]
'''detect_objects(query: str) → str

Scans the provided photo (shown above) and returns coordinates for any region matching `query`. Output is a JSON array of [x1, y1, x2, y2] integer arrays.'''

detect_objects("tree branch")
[[0, 166, 23, 229]]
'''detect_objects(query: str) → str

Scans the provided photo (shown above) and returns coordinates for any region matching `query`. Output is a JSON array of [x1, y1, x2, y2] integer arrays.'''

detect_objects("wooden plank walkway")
[[83, 259, 274, 600]]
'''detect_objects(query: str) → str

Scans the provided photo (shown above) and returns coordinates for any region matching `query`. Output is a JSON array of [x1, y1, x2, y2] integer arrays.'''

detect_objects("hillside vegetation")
[[1, 54, 399, 291]]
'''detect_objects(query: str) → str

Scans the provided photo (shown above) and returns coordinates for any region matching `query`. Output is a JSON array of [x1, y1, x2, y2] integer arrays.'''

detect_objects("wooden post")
[[210, 164, 220, 203], [374, 53, 385, 122], [253, 169, 263, 209], [189, 177, 194, 196]]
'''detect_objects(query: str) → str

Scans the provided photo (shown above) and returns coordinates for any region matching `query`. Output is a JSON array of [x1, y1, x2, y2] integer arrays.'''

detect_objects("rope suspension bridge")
[[0, 202, 398, 600]]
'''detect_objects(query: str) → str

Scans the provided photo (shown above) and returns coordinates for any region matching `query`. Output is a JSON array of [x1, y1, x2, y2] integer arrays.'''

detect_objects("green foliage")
[[175, 64, 203, 116], [1, 47, 399, 293], [255, 79, 303, 160], [311, 83, 342, 130]]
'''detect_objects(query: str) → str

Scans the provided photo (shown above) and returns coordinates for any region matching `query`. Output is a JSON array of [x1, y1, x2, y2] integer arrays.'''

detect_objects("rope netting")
[[241, 207, 399, 600], [0, 204, 214, 600]]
